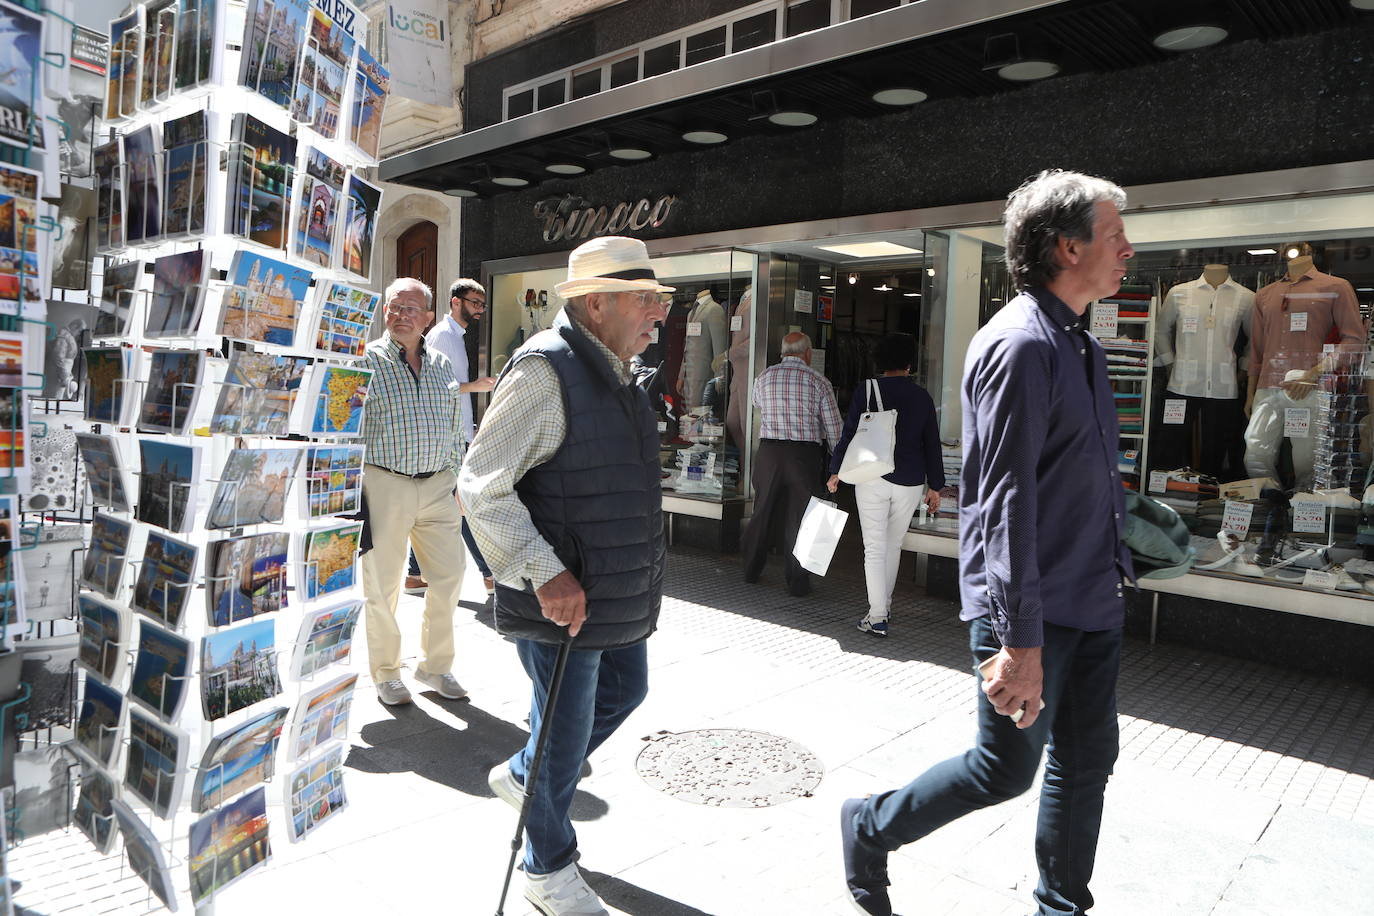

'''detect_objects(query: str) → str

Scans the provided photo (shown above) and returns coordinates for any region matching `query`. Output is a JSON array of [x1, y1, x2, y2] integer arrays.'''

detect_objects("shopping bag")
[[792, 496, 849, 576], [837, 379, 897, 484]]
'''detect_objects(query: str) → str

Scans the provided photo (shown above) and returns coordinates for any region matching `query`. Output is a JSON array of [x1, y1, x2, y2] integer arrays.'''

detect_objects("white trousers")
[[1243, 387, 1318, 492], [854, 478, 925, 622]]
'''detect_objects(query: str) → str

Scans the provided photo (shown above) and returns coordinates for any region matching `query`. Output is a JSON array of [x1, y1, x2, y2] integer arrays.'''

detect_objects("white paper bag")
[[792, 496, 849, 576]]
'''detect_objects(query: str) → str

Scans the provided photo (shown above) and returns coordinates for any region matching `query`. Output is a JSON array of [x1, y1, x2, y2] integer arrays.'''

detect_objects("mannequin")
[[1243, 243, 1363, 490], [677, 288, 727, 412], [1153, 264, 1254, 478], [725, 284, 753, 448]]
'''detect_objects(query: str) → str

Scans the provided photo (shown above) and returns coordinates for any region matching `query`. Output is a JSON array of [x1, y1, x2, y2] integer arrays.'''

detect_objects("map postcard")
[[307, 364, 370, 437], [302, 523, 360, 601], [77, 432, 131, 512], [95, 259, 141, 338], [311, 280, 379, 358], [288, 672, 356, 759], [218, 249, 311, 345], [210, 350, 308, 436], [80, 511, 131, 599], [206, 532, 288, 626], [207, 447, 301, 529], [146, 249, 207, 338], [124, 706, 188, 818], [292, 147, 344, 267], [137, 348, 204, 434], [136, 438, 199, 533], [188, 785, 270, 905], [201, 618, 281, 722], [286, 743, 345, 842], [129, 619, 192, 722], [341, 174, 380, 280], [291, 599, 360, 678], [192, 705, 286, 813], [75, 675, 124, 769], [112, 798, 179, 912], [77, 592, 130, 685], [303, 444, 363, 519], [132, 530, 198, 629]]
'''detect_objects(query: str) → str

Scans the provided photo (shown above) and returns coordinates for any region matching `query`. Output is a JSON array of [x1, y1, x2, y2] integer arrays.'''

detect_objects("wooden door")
[[396, 220, 438, 310]]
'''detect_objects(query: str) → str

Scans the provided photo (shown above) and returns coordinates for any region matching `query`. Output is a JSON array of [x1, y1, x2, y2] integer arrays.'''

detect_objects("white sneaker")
[[525, 863, 609, 916], [414, 669, 468, 700], [488, 760, 524, 811]]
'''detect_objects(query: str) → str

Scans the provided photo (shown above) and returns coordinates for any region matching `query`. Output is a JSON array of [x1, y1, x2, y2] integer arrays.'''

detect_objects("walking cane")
[[495, 630, 576, 916]]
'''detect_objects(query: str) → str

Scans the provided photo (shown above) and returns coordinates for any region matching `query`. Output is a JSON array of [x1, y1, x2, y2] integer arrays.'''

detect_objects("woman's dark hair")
[[873, 333, 916, 373]]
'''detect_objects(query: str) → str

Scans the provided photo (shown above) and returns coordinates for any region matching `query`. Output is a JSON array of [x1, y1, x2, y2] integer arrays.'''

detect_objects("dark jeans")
[[508, 639, 649, 875], [1151, 388, 1245, 480], [407, 518, 490, 578], [852, 616, 1123, 915], [741, 439, 825, 594]]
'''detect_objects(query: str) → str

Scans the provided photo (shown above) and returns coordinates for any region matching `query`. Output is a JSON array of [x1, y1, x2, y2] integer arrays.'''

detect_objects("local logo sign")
[[534, 194, 677, 243]]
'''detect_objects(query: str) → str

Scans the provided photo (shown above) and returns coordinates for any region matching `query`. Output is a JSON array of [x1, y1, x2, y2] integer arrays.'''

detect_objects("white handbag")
[[836, 380, 897, 484], [792, 496, 849, 575]]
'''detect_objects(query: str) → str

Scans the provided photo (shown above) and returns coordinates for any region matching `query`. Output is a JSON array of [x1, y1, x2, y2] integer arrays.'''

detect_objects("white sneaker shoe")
[[414, 669, 468, 700], [525, 863, 609, 916], [488, 760, 524, 811]]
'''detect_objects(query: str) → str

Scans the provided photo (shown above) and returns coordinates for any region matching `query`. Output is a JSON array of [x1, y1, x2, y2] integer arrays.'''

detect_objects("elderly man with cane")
[[459, 236, 671, 916]]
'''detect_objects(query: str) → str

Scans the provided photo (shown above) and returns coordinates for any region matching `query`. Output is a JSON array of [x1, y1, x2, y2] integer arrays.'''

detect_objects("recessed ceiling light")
[[926, 268, 936, 277], [545, 162, 586, 175], [847, 274, 858, 285], [608, 146, 653, 160], [1286, 246, 1302, 258], [768, 109, 817, 127], [1352, 0, 1374, 10], [997, 60, 1059, 82], [990, 297, 1003, 303], [872, 87, 928, 106], [1359, 287, 1374, 292], [816, 241, 924, 258], [903, 292, 920, 298], [682, 129, 728, 144], [1247, 248, 1278, 255], [491, 175, 529, 187], [822, 285, 835, 290], [874, 284, 892, 291], [819, 274, 831, 280], [443, 187, 478, 198], [1152, 25, 1228, 51]]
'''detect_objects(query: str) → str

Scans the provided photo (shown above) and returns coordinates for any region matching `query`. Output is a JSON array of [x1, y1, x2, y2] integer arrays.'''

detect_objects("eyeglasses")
[[387, 304, 427, 317], [458, 296, 487, 307], [617, 291, 663, 309]]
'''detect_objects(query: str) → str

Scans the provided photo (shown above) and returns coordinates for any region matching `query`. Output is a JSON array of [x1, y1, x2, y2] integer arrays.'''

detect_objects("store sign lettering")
[[534, 194, 677, 243], [316, 0, 359, 35]]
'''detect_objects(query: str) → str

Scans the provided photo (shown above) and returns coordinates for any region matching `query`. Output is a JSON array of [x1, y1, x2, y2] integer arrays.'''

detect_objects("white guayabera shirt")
[[1154, 275, 1255, 399]]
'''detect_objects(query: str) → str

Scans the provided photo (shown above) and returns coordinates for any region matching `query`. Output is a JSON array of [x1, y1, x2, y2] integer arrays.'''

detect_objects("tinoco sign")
[[534, 194, 677, 243]]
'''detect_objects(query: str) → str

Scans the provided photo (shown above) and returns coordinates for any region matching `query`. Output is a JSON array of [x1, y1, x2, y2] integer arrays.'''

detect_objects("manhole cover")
[[635, 728, 824, 807]]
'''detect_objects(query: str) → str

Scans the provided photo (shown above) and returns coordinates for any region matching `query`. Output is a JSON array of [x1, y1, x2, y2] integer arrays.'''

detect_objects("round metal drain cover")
[[635, 728, 824, 807]]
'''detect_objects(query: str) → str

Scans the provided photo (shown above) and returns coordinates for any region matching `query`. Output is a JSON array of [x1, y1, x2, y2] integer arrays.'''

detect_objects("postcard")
[[291, 599, 360, 678], [303, 522, 360, 601], [218, 249, 312, 345], [95, 260, 141, 338], [0, 332, 20, 388], [292, 148, 344, 267], [41, 297, 98, 399], [77, 592, 130, 685], [137, 348, 204, 434], [0, 385, 25, 471], [341, 174, 380, 280], [201, 617, 281, 722], [82, 347, 130, 424], [77, 433, 131, 511], [290, 2, 357, 140], [0, 2, 44, 153], [288, 672, 356, 759], [162, 110, 209, 236], [227, 113, 296, 249], [132, 530, 198, 629], [74, 758, 119, 854], [23, 417, 82, 513], [349, 45, 389, 160], [0, 163, 42, 313], [146, 249, 207, 337], [81, 511, 131, 599], [208, 447, 301, 529], [311, 281, 380, 358], [21, 523, 83, 620], [139, 0, 177, 107], [11, 744, 77, 842], [122, 124, 162, 245], [15, 633, 77, 735], [136, 438, 198, 532], [188, 785, 270, 905], [238, 0, 310, 108], [286, 743, 346, 842], [129, 619, 192, 722], [0, 555, 21, 649], [303, 444, 363, 519], [307, 364, 370, 437], [112, 798, 180, 912], [53, 183, 98, 290], [174, 0, 221, 90], [94, 139, 124, 250], [63, 27, 108, 180], [74, 673, 124, 768], [124, 706, 189, 818], [192, 705, 286, 813], [210, 350, 308, 436], [205, 532, 288, 626], [106, 11, 144, 120]]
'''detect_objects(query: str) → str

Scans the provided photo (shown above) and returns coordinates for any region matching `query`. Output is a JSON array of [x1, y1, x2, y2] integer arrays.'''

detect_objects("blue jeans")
[[509, 639, 649, 875], [853, 616, 1122, 915]]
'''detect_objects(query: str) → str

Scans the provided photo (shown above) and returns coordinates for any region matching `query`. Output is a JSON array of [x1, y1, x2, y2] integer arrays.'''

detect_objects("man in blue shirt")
[[840, 169, 1136, 916]]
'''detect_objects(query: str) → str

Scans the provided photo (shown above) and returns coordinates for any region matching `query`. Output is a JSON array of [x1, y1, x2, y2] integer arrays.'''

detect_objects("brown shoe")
[[403, 575, 428, 595], [483, 576, 495, 594]]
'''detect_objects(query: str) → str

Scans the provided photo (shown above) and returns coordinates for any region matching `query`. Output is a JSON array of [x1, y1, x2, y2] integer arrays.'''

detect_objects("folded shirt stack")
[[1097, 287, 1152, 319]]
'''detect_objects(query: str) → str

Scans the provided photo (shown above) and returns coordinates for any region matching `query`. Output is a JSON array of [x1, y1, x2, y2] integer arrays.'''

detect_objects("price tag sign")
[[1289, 311, 1308, 332], [1283, 407, 1310, 438], [1323, 343, 1336, 354], [1292, 500, 1326, 534], [657, 421, 667, 433], [1181, 315, 1199, 334], [1148, 470, 1168, 494], [793, 289, 814, 314], [686, 321, 702, 337], [706, 451, 717, 475], [649, 327, 659, 343], [1302, 569, 1338, 590], [1221, 500, 1253, 536], [1090, 301, 1118, 338], [730, 315, 742, 331], [1163, 399, 1187, 424], [703, 424, 724, 438]]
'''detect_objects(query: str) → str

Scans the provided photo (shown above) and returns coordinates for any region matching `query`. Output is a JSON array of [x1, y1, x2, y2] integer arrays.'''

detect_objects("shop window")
[[644, 40, 681, 78], [571, 68, 602, 100], [731, 11, 776, 52], [609, 55, 639, 88], [685, 26, 727, 66], [506, 88, 534, 119], [786, 0, 830, 36], [536, 78, 566, 110], [849, 0, 901, 19]]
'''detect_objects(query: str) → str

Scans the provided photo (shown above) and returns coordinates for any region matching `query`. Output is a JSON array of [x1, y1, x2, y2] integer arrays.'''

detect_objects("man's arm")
[[819, 378, 844, 452]]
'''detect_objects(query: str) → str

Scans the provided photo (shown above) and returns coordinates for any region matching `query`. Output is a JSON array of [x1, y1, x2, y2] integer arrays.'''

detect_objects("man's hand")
[[825, 474, 840, 494], [535, 570, 586, 637], [923, 488, 941, 514], [461, 376, 497, 394], [981, 646, 1044, 729], [1243, 394, 1253, 417]]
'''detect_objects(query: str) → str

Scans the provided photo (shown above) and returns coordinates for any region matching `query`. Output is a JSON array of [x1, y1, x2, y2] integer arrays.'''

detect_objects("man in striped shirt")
[[360, 277, 468, 706], [741, 331, 843, 596]]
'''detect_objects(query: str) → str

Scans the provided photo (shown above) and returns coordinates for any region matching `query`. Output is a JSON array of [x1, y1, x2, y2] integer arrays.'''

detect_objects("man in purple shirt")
[[841, 170, 1136, 916]]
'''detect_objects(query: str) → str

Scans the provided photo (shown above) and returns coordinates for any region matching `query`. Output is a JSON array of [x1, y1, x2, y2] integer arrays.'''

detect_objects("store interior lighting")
[[768, 109, 818, 127], [874, 283, 892, 291], [903, 292, 920, 297], [490, 174, 530, 187], [1247, 247, 1278, 255], [927, 268, 936, 276], [608, 145, 653, 160], [443, 186, 479, 197], [872, 87, 928, 106], [545, 162, 587, 175], [998, 59, 1060, 81], [1352, 0, 1374, 10], [1151, 24, 1228, 51], [817, 241, 923, 257], [848, 273, 858, 284], [1285, 245, 1302, 258], [682, 128, 729, 144]]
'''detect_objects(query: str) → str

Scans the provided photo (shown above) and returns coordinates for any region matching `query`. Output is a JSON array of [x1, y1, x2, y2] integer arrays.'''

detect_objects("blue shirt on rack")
[[829, 376, 946, 490]]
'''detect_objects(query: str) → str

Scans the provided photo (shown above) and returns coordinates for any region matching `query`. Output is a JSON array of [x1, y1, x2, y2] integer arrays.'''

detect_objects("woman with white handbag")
[[826, 334, 944, 637]]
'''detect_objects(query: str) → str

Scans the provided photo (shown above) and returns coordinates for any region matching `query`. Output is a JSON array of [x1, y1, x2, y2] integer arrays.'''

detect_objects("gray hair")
[[563, 294, 588, 319], [385, 277, 433, 310], [780, 332, 812, 357], [448, 277, 484, 301], [1003, 169, 1127, 291]]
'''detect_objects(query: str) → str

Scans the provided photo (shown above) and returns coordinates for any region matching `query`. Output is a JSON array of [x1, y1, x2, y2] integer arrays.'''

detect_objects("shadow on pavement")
[[584, 870, 714, 916]]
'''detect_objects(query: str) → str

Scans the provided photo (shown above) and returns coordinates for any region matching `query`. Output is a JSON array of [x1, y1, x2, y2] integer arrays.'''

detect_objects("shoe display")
[[414, 669, 468, 700], [840, 797, 892, 916], [403, 575, 428, 595], [525, 863, 610, 916], [376, 679, 412, 706], [857, 617, 889, 638], [488, 760, 524, 811]]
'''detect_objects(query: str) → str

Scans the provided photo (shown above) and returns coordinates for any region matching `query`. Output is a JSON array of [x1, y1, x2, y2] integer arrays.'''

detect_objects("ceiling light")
[[990, 297, 1003, 302], [545, 162, 586, 175], [903, 292, 920, 298], [491, 174, 530, 187], [819, 274, 831, 280], [768, 109, 817, 127], [1359, 287, 1374, 292], [443, 186, 478, 198], [926, 268, 936, 277], [816, 242, 924, 258], [682, 129, 728, 144], [1286, 246, 1302, 259], [822, 285, 835, 290], [874, 284, 892, 292], [608, 145, 653, 160], [1352, 0, 1374, 10], [1152, 24, 1228, 51], [847, 274, 858, 285], [997, 60, 1059, 82], [1247, 248, 1278, 255], [872, 87, 928, 106]]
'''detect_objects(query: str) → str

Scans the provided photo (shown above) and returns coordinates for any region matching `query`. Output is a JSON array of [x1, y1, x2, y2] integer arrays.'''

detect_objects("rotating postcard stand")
[[160, 135, 214, 240], [225, 139, 296, 255]]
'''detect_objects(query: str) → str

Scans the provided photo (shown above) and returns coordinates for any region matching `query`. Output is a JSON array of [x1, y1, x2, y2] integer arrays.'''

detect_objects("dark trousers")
[[408, 518, 491, 578], [741, 439, 825, 595], [1152, 390, 1245, 480], [852, 616, 1123, 915]]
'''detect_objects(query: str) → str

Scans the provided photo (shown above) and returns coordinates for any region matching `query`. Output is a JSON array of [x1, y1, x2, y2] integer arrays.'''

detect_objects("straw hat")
[[554, 236, 675, 298]]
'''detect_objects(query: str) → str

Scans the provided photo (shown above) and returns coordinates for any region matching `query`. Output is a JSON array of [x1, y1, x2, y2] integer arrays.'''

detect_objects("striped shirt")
[[751, 356, 843, 449], [362, 334, 464, 476]]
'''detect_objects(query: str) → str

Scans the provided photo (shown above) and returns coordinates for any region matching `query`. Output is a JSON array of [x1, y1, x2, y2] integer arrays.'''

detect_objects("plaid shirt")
[[752, 356, 843, 449], [361, 334, 464, 476]]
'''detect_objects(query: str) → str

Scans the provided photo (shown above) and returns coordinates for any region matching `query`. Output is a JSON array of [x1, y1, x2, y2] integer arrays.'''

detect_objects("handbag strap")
[[867, 379, 885, 413]]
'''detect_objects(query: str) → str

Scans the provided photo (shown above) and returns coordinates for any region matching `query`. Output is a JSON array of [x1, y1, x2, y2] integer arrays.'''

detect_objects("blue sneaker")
[[857, 617, 888, 638]]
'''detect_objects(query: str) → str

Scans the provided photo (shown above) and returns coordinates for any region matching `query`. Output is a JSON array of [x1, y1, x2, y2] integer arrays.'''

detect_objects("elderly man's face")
[[384, 284, 432, 339], [1066, 201, 1135, 301], [588, 290, 670, 360]]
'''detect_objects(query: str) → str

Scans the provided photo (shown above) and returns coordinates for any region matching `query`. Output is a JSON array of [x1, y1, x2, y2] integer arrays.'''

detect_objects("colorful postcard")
[[292, 148, 344, 266], [77, 593, 130, 684], [137, 348, 204, 434], [112, 798, 180, 912], [288, 672, 356, 759], [308, 364, 370, 436], [74, 759, 120, 855], [210, 350, 309, 436], [124, 706, 189, 818], [238, 0, 310, 108], [139, 0, 177, 106], [188, 786, 270, 905], [77, 433, 131, 511], [146, 249, 207, 337], [106, 11, 144, 120], [290, 1, 357, 139], [218, 250, 312, 345], [75, 674, 124, 769], [312, 280, 380, 357], [205, 532, 288, 626], [0, 332, 20, 387], [208, 447, 301, 529], [129, 619, 192, 721], [94, 139, 124, 249], [95, 260, 141, 338], [287, 743, 346, 842], [174, 0, 221, 90], [192, 705, 286, 813], [21, 524, 84, 621], [303, 444, 363, 519], [201, 618, 281, 722], [291, 599, 360, 678], [81, 511, 131, 599], [122, 124, 162, 245], [341, 175, 380, 280], [0, 385, 23, 471], [227, 113, 296, 249], [136, 438, 198, 532], [349, 45, 389, 159], [132, 530, 198, 629], [82, 347, 130, 424], [303, 523, 360, 600], [0, 163, 41, 312], [162, 110, 209, 236], [0, 2, 45, 152]]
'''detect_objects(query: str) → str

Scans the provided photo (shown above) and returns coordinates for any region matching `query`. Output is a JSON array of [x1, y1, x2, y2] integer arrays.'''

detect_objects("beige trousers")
[[360, 466, 465, 681]]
